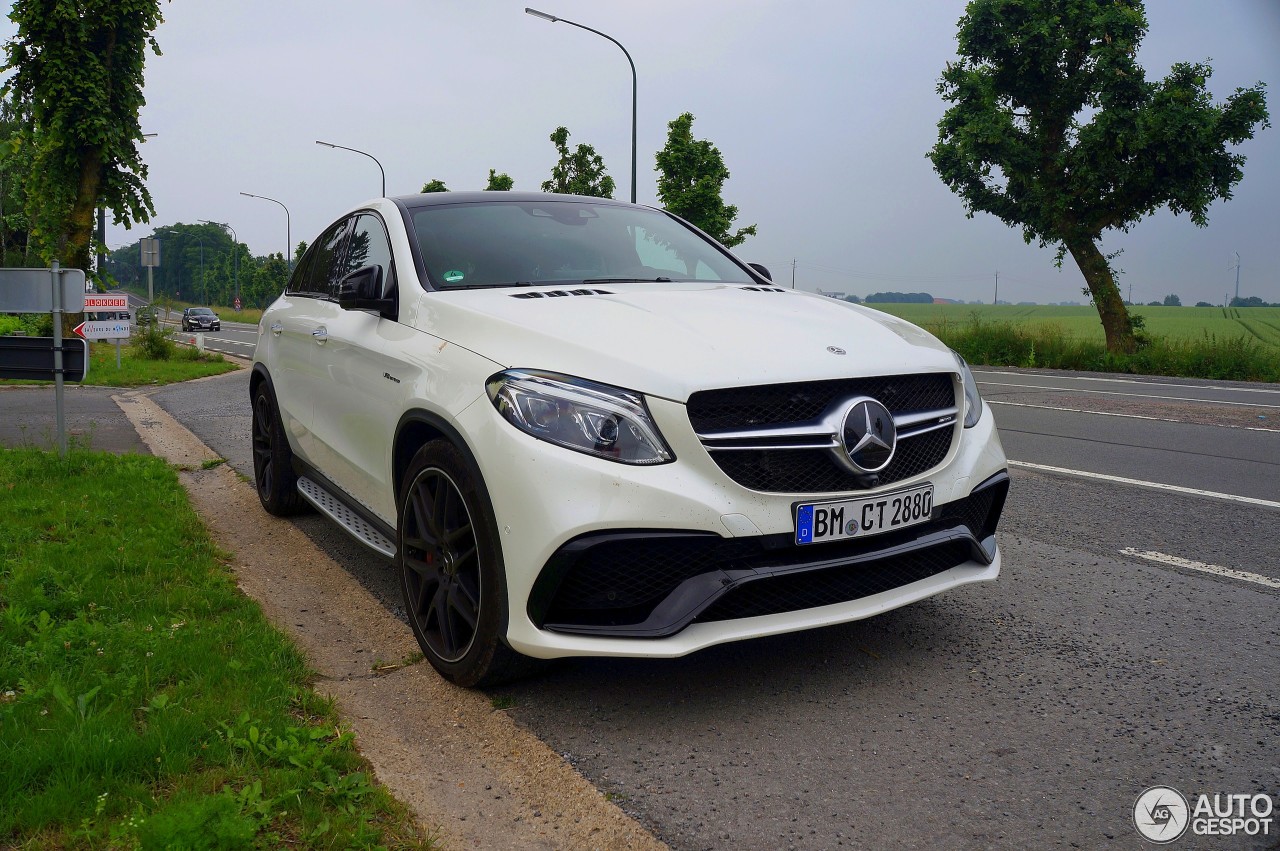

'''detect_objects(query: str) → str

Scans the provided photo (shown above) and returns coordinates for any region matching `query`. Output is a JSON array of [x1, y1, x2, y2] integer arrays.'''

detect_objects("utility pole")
[[1232, 252, 1241, 304], [791, 259, 796, 289], [1128, 283, 1133, 305], [993, 270, 998, 305]]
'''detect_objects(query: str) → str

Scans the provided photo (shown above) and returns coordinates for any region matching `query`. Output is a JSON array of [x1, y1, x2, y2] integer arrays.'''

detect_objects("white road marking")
[[979, 380, 1280, 409], [988, 399, 1278, 432], [1008, 460, 1280, 509], [973, 369, 1280, 396], [1119, 548, 1280, 590]]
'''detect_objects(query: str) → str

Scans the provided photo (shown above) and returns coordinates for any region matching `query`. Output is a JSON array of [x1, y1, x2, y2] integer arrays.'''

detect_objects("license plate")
[[795, 484, 934, 545]]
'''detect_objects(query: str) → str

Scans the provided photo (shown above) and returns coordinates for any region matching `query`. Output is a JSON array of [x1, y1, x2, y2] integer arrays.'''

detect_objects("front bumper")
[[529, 471, 1007, 638], [455, 388, 1009, 660]]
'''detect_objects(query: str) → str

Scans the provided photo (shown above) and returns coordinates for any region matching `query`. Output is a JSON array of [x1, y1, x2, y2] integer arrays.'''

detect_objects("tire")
[[397, 441, 537, 687], [251, 380, 307, 516]]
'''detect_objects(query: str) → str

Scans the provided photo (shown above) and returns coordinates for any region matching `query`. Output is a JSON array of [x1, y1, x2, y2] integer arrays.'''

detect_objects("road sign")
[[0, 268, 87, 313], [74, 319, 132, 340], [0, 336, 88, 381], [140, 238, 161, 267], [84, 294, 129, 310], [234, 296, 242, 311]]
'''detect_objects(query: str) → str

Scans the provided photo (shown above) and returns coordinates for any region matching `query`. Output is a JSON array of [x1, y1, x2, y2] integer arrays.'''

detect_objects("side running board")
[[296, 476, 396, 559]]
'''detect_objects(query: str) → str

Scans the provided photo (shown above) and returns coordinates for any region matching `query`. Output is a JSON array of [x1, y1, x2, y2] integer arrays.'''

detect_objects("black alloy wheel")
[[402, 466, 482, 664], [250, 381, 305, 516], [398, 441, 535, 687]]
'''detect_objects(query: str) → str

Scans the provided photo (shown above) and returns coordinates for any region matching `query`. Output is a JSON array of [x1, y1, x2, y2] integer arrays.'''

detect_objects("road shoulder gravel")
[[113, 388, 667, 851]]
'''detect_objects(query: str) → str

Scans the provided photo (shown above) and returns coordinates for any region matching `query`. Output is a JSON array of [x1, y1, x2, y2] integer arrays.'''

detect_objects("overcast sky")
[[6, 0, 1277, 305]]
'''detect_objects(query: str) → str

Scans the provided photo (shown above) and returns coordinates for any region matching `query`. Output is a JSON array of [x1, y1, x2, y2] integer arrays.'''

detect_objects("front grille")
[[696, 541, 971, 622], [687, 374, 955, 433], [689, 373, 957, 494]]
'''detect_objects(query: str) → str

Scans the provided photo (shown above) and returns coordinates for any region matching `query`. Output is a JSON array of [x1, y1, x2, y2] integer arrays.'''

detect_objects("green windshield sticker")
[[443, 270, 465, 283]]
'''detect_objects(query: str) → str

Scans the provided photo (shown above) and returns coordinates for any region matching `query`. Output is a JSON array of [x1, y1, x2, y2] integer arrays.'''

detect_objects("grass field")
[[0, 449, 432, 848], [868, 303, 1280, 350]]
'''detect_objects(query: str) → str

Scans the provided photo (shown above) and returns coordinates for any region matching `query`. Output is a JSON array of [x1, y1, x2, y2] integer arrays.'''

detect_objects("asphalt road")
[[151, 364, 1280, 850]]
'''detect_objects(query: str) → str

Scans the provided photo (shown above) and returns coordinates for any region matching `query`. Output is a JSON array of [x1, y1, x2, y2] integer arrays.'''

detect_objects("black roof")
[[394, 190, 641, 210]]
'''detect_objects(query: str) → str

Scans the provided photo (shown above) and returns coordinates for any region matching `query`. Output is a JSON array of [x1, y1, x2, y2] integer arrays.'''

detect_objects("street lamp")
[[199, 219, 238, 307], [525, 7, 637, 204], [240, 192, 292, 270], [160, 227, 204, 304], [316, 140, 386, 197]]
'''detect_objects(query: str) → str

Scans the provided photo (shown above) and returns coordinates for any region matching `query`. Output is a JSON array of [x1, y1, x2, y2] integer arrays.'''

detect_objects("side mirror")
[[748, 262, 773, 282], [337, 265, 395, 317]]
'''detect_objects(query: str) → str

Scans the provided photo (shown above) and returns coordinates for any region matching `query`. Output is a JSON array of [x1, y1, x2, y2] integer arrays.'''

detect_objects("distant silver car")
[[181, 307, 220, 331]]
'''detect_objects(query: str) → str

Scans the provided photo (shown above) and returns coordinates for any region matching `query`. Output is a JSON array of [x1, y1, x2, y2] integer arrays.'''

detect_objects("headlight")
[[487, 370, 674, 465], [954, 351, 984, 428]]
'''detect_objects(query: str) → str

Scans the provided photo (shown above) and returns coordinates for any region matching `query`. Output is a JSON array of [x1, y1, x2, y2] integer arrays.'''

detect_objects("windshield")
[[190, 308, 214, 316], [409, 200, 752, 289]]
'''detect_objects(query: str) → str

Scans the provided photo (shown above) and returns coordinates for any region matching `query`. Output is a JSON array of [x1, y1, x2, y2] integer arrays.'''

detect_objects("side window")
[[308, 219, 351, 297], [286, 247, 315, 295], [343, 214, 396, 297]]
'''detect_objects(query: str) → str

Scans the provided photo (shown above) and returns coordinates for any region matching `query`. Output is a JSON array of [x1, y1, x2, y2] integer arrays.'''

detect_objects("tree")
[[541, 127, 614, 198], [654, 112, 756, 248], [485, 169, 513, 191], [2, 0, 163, 278], [1162, 294, 1182, 306], [929, 0, 1269, 353], [421, 179, 449, 193]]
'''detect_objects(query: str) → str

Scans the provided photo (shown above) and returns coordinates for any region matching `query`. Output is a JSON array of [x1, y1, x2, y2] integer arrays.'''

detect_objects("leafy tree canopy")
[[485, 169, 513, 191], [541, 127, 615, 198], [2, 0, 164, 277], [1162, 293, 1181, 306], [421, 179, 449, 193], [864, 291, 935, 304], [929, 0, 1268, 353], [654, 112, 756, 248]]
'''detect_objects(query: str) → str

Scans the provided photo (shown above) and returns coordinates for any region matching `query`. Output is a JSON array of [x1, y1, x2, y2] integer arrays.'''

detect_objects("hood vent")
[[738, 286, 787, 293], [511, 288, 614, 299]]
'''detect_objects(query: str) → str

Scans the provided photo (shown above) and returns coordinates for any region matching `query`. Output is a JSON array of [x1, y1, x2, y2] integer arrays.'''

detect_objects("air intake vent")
[[737, 286, 787, 293], [510, 288, 613, 299]]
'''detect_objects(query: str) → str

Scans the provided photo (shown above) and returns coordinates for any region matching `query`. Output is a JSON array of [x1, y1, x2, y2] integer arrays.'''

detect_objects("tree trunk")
[[64, 149, 102, 274], [1064, 233, 1135, 355]]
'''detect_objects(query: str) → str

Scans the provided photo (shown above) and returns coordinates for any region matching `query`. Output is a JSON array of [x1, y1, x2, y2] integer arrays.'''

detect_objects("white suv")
[[251, 192, 1009, 686]]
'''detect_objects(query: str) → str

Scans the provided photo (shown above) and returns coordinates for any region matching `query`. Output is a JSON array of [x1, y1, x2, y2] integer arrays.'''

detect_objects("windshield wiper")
[[441, 281, 538, 290], [580, 276, 673, 284]]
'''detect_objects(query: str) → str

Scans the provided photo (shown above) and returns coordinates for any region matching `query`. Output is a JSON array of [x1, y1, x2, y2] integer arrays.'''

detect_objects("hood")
[[415, 283, 956, 402]]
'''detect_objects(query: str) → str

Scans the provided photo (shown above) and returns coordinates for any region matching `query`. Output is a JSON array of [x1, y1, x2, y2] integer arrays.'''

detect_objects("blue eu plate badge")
[[796, 504, 814, 544]]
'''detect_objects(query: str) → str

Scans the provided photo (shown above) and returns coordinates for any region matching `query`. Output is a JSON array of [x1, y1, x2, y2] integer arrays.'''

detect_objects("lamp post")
[[199, 220, 238, 306], [162, 227, 204, 304], [240, 192, 292, 270], [316, 140, 386, 197], [525, 7, 637, 204]]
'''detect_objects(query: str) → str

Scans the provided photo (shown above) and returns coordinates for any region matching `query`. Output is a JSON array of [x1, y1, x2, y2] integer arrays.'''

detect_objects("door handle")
[[311, 327, 329, 343], [270, 322, 283, 336]]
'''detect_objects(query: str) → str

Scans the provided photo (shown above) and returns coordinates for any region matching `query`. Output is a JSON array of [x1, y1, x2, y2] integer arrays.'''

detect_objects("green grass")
[[0, 448, 434, 849], [905, 313, 1280, 382], [870, 303, 1280, 350], [865, 304, 1280, 382]]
